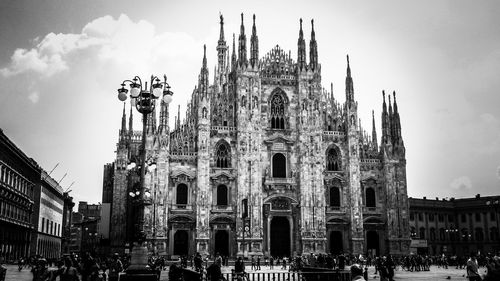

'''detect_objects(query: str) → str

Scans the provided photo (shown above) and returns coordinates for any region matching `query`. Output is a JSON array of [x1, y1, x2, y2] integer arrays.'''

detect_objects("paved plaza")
[[2, 264, 491, 280]]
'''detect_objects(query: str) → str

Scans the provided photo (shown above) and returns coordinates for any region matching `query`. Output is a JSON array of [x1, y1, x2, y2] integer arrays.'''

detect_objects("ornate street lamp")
[[486, 198, 500, 249], [117, 75, 173, 280]]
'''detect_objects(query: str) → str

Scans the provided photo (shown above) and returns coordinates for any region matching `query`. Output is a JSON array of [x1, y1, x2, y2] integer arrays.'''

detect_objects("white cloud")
[[28, 91, 40, 103], [0, 14, 200, 81], [450, 176, 473, 190]]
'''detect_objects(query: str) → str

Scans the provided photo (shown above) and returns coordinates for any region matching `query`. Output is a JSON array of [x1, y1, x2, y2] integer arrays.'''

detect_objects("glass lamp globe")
[[152, 87, 162, 98], [163, 94, 173, 104], [130, 85, 141, 98], [118, 92, 128, 101]]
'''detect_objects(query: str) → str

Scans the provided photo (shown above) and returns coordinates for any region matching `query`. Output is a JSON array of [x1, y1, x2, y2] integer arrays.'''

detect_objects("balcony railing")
[[264, 177, 297, 185], [363, 206, 381, 213], [170, 204, 193, 211], [326, 206, 345, 212], [210, 205, 234, 213]]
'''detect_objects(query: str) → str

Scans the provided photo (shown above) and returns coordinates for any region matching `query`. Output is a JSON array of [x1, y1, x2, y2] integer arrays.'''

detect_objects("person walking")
[[31, 258, 51, 281], [256, 256, 261, 270], [59, 258, 79, 281], [350, 264, 366, 281], [466, 253, 481, 281], [108, 253, 123, 281]]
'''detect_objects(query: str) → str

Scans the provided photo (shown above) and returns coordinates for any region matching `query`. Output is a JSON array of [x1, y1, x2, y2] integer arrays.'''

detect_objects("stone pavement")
[[1, 264, 491, 280]]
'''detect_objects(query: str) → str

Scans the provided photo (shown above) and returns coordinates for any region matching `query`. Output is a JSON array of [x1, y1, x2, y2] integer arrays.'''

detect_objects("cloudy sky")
[[1, 0, 499, 204]]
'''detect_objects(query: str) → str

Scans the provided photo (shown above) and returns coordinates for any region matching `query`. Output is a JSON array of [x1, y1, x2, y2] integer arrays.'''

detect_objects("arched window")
[[326, 148, 340, 171], [430, 228, 436, 241], [419, 227, 426, 239], [462, 228, 469, 241], [217, 185, 228, 206], [270, 94, 286, 129], [329, 186, 340, 207], [215, 142, 230, 168], [176, 184, 188, 206], [366, 188, 376, 207], [272, 153, 286, 178], [475, 227, 484, 241], [439, 228, 445, 241], [490, 227, 499, 241]]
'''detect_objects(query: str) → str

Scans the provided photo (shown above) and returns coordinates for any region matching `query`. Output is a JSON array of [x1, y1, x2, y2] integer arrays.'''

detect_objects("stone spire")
[[392, 91, 402, 142], [216, 14, 227, 73], [309, 19, 318, 71], [238, 13, 247, 67], [199, 45, 209, 99], [250, 14, 259, 68], [231, 33, 237, 71], [381, 90, 389, 145], [158, 99, 169, 135], [388, 94, 394, 143], [345, 55, 355, 106], [121, 102, 126, 132], [372, 110, 378, 149], [297, 18, 306, 70]]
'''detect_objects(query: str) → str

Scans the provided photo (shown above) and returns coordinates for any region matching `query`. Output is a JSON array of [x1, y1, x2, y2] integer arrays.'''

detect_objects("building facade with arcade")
[[106, 14, 411, 258]]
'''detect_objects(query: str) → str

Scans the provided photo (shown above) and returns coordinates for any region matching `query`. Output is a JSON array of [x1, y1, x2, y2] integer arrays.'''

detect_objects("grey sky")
[[1, 0, 499, 204]]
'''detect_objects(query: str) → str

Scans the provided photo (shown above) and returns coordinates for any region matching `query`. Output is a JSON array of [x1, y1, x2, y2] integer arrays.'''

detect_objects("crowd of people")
[[2, 250, 499, 281], [168, 251, 500, 281], [11, 252, 131, 281]]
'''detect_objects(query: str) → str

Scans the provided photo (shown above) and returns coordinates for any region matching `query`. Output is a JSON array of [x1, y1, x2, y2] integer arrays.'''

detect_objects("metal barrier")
[[215, 270, 351, 281]]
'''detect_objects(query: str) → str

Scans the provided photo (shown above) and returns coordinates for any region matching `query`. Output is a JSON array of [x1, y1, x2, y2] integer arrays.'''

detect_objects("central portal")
[[270, 216, 290, 258], [214, 230, 229, 256]]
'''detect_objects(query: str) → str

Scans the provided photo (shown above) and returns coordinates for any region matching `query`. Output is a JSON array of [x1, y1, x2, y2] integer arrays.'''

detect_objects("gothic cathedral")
[[107, 14, 411, 258]]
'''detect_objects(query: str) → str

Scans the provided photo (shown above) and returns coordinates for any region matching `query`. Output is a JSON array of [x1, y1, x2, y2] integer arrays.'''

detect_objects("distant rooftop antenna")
[[64, 181, 75, 192], [58, 173, 67, 185], [47, 163, 59, 176]]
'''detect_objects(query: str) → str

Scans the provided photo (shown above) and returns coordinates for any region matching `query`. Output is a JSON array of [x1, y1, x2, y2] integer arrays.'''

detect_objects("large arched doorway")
[[270, 217, 290, 258], [214, 230, 229, 256], [272, 153, 286, 178], [329, 231, 343, 254], [173, 230, 189, 256], [366, 230, 379, 257]]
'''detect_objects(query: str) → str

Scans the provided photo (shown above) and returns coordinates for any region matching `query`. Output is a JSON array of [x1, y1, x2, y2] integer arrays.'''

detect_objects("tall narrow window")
[[419, 227, 426, 239], [329, 186, 340, 207], [242, 199, 248, 218], [270, 94, 285, 129], [216, 142, 230, 168], [217, 185, 228, 206], [176, 184, 188, 205], [366, 188, 376, 207], [326, 148, 340, 171], [272, 153, 286, 178]]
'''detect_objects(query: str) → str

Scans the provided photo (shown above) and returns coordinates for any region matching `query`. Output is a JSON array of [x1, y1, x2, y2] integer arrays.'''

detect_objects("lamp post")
[[117, 75, 173, 279], [445, 228, 458, 255], [486, 198, 500, 252]]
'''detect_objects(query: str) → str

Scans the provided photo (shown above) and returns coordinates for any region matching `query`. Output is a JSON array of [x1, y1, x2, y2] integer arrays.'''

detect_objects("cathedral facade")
[[107, 14, 411, 258]]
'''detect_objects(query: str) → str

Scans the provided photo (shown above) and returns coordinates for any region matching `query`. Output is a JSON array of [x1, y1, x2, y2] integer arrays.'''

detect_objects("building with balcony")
[[0, 129, 39, 262], [106, 14, 410, 257], [409, 195, 500, 256]]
